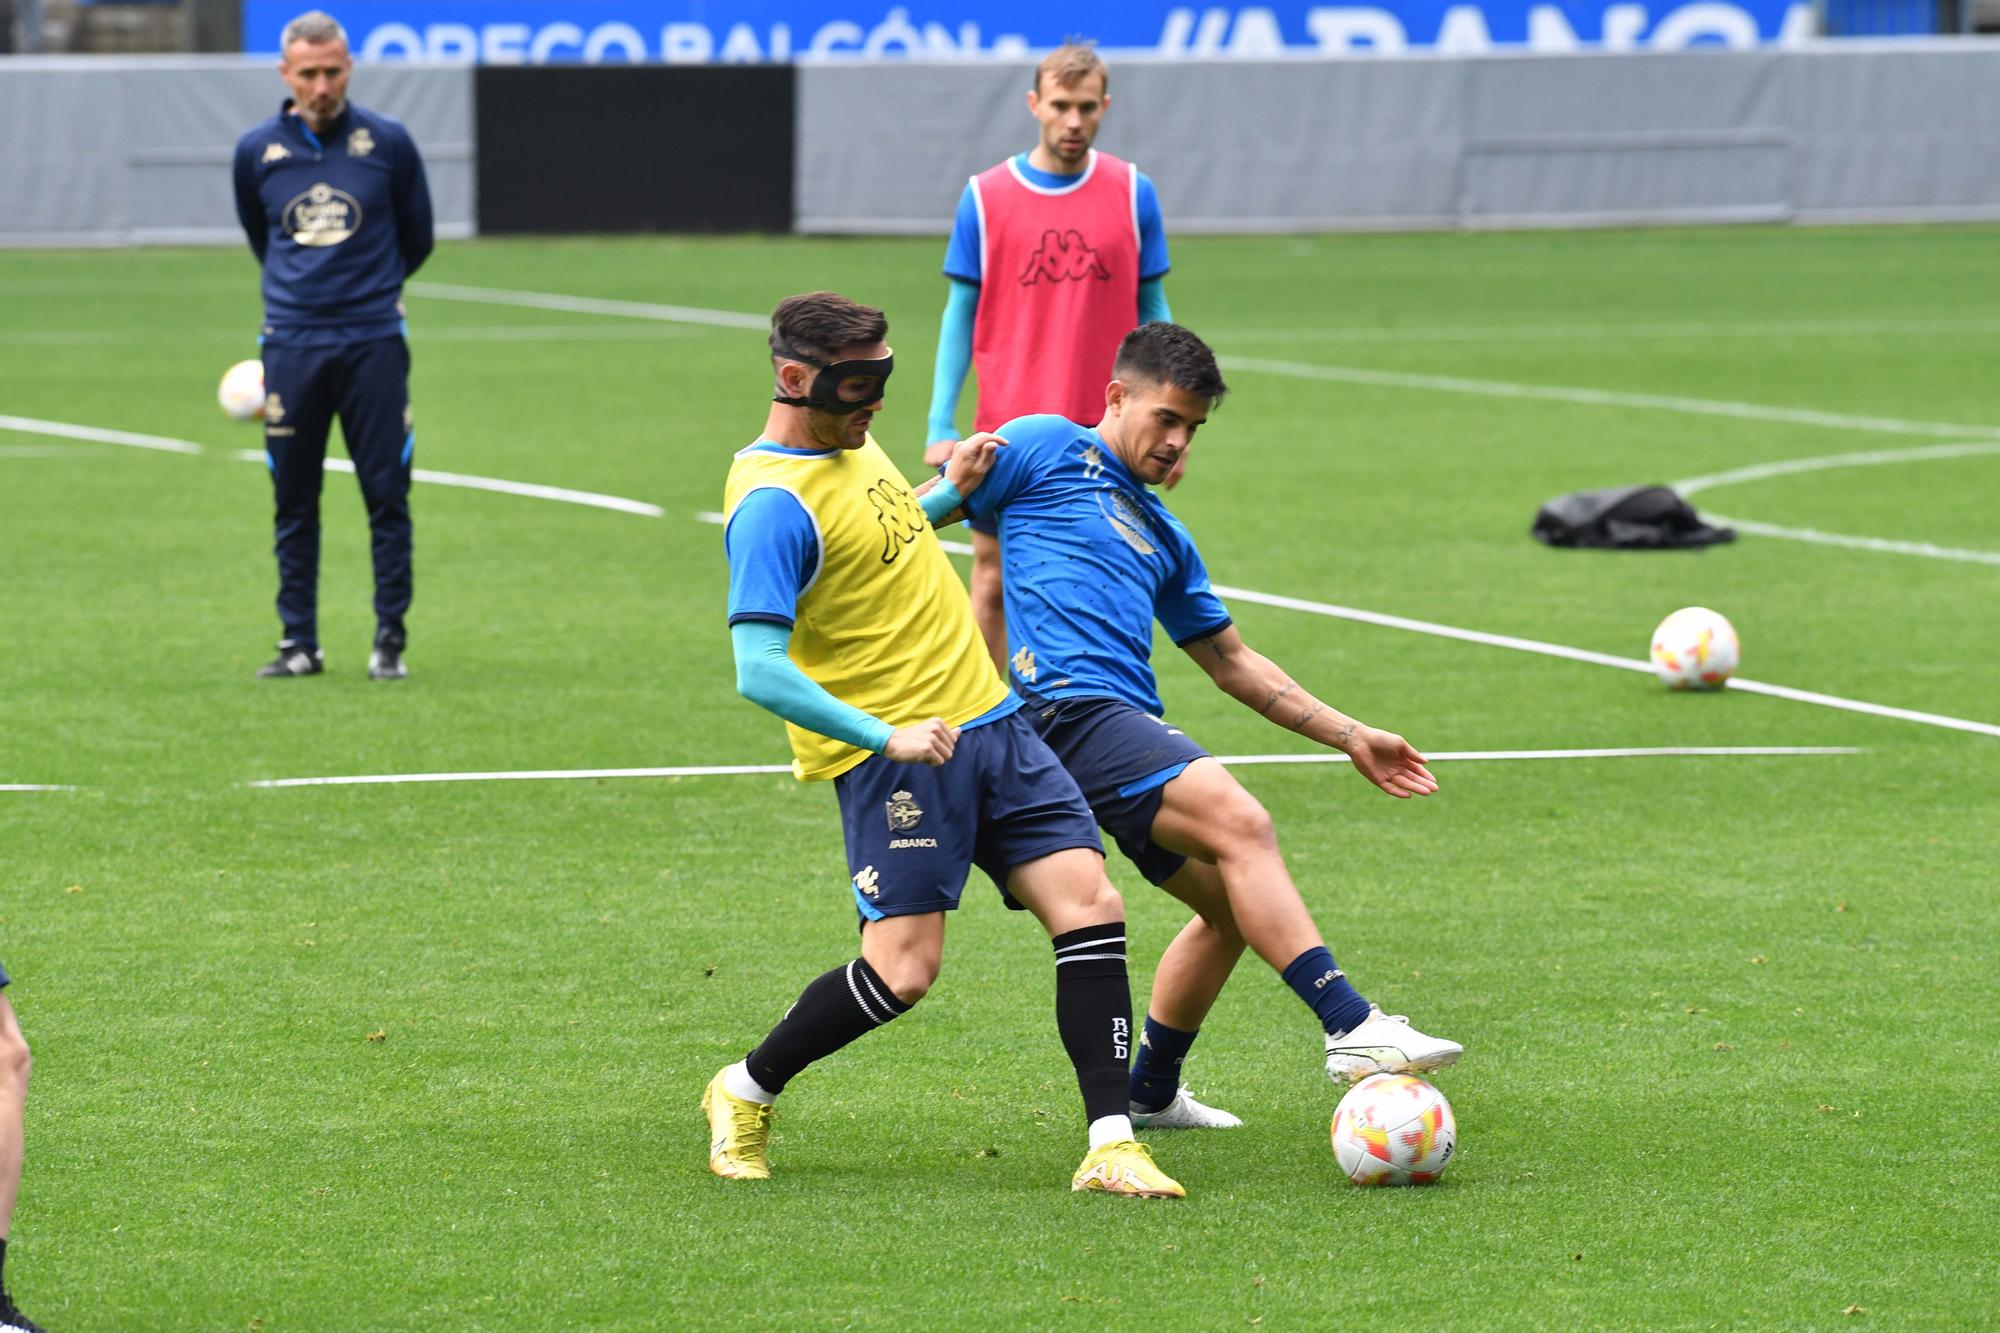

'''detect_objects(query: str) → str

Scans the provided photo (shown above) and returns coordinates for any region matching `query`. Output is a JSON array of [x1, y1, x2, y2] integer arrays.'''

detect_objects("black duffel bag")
[[1531, 485, 1735, 550]]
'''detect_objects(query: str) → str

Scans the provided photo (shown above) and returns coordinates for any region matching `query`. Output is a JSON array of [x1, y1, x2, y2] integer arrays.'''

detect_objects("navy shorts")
[[1022, 695, 1212, 886], [966, 510, 998, 538], [834, 709, 1103, 922]]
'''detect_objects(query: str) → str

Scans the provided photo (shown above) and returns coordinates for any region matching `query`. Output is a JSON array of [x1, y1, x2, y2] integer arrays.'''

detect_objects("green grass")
[[2, 227, 1997, 1329]]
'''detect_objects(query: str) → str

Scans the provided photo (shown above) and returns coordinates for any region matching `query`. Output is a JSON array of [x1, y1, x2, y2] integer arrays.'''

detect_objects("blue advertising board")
[[244, 1, 1817, 61]]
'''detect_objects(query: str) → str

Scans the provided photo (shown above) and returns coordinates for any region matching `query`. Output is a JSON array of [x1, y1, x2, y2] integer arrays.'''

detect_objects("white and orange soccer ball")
[[1649, 606, 1740, 690], [218, 359, 266, 421], [1331, 1073, 1456, 1187]]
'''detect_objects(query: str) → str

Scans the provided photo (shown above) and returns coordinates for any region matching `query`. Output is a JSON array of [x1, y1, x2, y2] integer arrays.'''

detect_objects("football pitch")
[[2, 226, 1997, 1329]]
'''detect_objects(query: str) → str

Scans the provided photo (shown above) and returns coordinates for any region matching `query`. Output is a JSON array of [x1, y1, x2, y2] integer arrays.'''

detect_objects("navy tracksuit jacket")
[[232, 99, 433, 648]]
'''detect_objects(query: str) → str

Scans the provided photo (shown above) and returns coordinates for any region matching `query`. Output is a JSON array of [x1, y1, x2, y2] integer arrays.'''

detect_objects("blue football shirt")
[[960, 414, 1231, 716]]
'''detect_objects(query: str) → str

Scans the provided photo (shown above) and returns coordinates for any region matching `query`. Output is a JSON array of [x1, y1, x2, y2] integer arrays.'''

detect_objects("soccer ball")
[[1649, 606, 1740, 690], [1331, 1073, 1456, 1187], [218, 359, 266, 421]]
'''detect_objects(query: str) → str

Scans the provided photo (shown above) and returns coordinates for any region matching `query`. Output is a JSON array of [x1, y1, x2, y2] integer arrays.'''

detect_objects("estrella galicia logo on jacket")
[[282, 183, 362, 247], [346, 127, 375, 157], [1019, 228, 1110, 285], [866, 477, 926, 565], [1096, 488, 1158, 556]]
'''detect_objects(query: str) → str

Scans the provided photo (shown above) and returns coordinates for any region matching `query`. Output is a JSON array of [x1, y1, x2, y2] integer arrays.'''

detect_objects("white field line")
[[1, 783, 80, 792], [0, 445, 121, 459], [0, 414, 204, 455], [1673, 442, 2000, 568], [249, 764, 792, 788], [229, 451, 665, 517], [407, 282, 768, 331], [692, 511, 2000, 740], [1698, 515, 2000, 567], [1221, 357, 2000, 442], [245, 747, 1860, 789], [1210, 316, 2000, 347], [1672, 441, 2000, 496]]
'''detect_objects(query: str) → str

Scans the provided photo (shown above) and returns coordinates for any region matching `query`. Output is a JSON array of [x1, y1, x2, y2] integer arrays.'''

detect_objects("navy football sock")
[[1281, 946, 1372, 1037], [743, 957, 911, 1095], [1128, 1016, 1198, 1113]]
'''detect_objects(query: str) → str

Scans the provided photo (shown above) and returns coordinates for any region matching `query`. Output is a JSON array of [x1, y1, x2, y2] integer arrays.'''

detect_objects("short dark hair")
[[769, 291, 888, 364], [1113, 323, 1228, 404]]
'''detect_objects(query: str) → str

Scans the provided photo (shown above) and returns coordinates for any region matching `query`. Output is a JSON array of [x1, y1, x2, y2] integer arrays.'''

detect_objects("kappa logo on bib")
[[1019, 228, 1111, 286], [282, 183, 362, 247]]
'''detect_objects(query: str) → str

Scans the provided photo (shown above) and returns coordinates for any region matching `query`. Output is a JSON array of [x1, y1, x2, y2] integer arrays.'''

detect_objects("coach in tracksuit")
[[232, 9, 432, 680]]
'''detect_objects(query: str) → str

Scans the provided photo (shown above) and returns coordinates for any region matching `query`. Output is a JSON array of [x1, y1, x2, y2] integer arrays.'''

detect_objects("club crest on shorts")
[[264, 393, 287, 425], [885, 790, 923, 832]]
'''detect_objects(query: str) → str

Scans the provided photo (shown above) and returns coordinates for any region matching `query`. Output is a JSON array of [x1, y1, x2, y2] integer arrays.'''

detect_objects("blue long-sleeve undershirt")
[[925, 277, 1171, 445], [731, 621, 894, 755]]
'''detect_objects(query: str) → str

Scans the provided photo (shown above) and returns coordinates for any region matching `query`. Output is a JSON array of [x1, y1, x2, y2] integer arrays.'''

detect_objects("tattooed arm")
[[1181, 624, 1439, 799]]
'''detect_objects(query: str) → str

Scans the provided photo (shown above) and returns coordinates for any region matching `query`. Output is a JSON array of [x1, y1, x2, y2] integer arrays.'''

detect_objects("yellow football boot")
[[701, 1068, 773, 1180], [1070, 1139, 1186, 1198]]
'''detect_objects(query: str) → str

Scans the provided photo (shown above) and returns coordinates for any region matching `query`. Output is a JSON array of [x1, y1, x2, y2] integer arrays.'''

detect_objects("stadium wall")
[[2, 43, 1998, 247], [0, 56, 474, 246], [794, 42, 2000, 232]]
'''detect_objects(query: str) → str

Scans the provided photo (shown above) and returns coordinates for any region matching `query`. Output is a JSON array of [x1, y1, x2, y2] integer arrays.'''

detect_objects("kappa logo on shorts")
[[886, 790, 923, 831], [854, 865, 881, 899]]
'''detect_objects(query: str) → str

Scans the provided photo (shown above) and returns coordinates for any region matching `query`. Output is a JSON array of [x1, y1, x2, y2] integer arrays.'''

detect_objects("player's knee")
[[1213, 792, 1278, 856], [0, 1026, 29, 1093], [873, 956, 939, 1006], [1080, 874, 1124, 924]]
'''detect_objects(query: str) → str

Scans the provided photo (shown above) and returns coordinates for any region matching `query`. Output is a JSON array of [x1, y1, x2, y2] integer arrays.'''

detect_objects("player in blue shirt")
[[961, 323, 1463, 1127], [233, 9, 433, 681]]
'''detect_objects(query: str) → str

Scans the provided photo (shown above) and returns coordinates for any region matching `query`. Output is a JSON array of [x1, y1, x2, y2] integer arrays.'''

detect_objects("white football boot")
[[1130, 1087, 1243, 1130], [1324, 1007, 1463, 1081]]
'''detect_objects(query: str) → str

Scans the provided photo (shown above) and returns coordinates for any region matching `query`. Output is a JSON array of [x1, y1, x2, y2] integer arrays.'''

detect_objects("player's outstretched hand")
[[943, 431, 1007, 496], [923, 439, 956, 469], [885, 718, 961, 766], [1345, 726, 1438, 799]]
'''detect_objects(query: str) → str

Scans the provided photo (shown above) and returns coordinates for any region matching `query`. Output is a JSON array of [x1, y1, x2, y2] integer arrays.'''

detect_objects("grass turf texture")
[[2, 227, 1997, 1328]]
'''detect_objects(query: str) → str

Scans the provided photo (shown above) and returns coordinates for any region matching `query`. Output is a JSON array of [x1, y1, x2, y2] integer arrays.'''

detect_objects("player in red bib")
[[924, 43, 1176, 671]]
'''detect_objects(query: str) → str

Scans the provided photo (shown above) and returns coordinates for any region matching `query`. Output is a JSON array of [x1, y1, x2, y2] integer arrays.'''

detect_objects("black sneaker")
[[256, 639, 324, 679], [0, 1290, 49, 1333], [368, 631, 407, 681]]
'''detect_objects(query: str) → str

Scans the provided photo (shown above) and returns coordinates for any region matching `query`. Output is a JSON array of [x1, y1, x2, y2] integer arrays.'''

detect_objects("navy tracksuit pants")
[[262, 336, 412, 649]]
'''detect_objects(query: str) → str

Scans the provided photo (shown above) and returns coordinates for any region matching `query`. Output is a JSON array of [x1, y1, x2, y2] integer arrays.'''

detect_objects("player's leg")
[[333, 335, 413, 678], [0, 985, 39, 1333], [703, 749, 973, 1181], [972, 714, 1182, 1197], [1016, 699, 1243, 1124], [257, 343, 335, 676], [1151, 757, 1461, 1078], [966, 522, 1008, 673], [1126, 859, 1247, 1127]]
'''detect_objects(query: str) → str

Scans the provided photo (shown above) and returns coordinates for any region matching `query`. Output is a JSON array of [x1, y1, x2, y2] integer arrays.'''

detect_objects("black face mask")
[[772, 343, 894, 416]]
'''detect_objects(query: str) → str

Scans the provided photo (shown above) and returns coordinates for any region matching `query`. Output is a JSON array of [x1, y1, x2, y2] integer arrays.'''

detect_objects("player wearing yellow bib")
[[703, 291, 1184, 1198]]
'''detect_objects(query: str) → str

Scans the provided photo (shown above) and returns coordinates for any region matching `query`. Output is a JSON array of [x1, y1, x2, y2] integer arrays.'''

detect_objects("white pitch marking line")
[[1209, 316, 2000, 348], [229, 451, 665, 517], [407, 282, 769, 331], [1, 783, 80, 792], [691, 511, 2000, 740], [1222, 357, 2000, 442], [244, 747, 1861, 789], [1668, 441, 2000, 567], [249, 764, 792, 788], [0, 414, 204, 455], [1219, 746, 1862, 765]]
